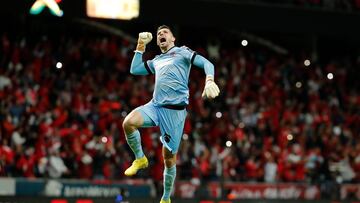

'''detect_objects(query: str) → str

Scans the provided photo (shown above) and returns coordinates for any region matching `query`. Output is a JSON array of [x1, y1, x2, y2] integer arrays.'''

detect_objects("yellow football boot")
[[160, 199, 171, 203], [124, 156, 148, 176]]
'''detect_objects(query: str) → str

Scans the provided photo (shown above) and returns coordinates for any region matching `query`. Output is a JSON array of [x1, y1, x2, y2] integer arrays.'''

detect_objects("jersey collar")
[[161, 46, 176, 55]]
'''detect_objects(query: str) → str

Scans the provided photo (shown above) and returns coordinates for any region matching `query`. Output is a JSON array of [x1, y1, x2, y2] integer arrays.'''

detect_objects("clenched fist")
[[202, 76, 220, 99], [136, 32, 153, 53]]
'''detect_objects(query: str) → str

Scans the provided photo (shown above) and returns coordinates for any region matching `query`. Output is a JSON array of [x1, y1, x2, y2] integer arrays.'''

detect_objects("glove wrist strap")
[[136, 41, 145, 53], [205, 75, 214, 83]]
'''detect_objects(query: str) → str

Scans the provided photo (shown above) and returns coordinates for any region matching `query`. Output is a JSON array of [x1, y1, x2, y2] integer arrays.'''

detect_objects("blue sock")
[[162, 165, 176, 200], [125, 130, 144, 159]]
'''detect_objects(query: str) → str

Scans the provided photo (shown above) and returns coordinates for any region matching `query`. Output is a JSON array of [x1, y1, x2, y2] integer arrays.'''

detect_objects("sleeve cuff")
[[144, 61, 152, 74], [190, 52, 197, 65]]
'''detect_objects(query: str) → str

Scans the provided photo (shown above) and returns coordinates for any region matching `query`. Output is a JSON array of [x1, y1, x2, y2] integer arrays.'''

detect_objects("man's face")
[[157, 28, 175, 48]]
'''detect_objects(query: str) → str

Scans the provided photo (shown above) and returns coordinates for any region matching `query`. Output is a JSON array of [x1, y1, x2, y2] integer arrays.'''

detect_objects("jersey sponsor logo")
[[153, 58, 173, 70]]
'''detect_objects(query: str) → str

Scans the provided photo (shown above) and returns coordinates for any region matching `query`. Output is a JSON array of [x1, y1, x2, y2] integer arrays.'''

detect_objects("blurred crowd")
[[0, 31, 359, 190]]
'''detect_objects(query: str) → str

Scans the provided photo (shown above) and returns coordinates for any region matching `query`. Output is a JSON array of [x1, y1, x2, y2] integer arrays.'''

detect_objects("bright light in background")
[[295, 81, 302, 88], [216, 112, 222, 118], [304, 59, 311, 66], [87, 0, 139, 20], [327, 73, 334, 80], [333, 126, 341, 135], [56, 62, 62, 69], [226, 140, 232, 147], [116, 194, 123, 202], [287, 134, 293, 141], [30, 0, 63, 17], [241, 40, 248, 46], [101, 136, 108, 143]]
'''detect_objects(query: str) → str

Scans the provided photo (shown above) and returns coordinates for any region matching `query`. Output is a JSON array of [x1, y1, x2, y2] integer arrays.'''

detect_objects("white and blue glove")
[[202, 76, 220, 99], [136, 32, 153, 53]]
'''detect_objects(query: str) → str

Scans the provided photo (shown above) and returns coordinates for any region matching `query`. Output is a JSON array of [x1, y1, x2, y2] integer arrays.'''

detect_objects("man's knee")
[[163, 146, 177, 168], [123, 111, 143, 134], [164, 154, 176, 168], [122, 117, 130, 131], [164, 158, 176, 168], [122, 117, 132, 129]]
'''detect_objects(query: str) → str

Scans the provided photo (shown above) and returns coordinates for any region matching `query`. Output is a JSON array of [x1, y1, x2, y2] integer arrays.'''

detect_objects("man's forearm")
[[193, 54, 220, 99], [193, 54, 215, 76], [130, 52, 148, 75]]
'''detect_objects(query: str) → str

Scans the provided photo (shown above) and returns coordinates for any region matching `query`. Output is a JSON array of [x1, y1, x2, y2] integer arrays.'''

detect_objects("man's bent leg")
[[123, 110, 148, 176], [160, 147, 176, 203]]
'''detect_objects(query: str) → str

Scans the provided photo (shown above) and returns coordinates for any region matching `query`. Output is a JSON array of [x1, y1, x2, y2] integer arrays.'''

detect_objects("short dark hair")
[[157, 25, 172, 33]]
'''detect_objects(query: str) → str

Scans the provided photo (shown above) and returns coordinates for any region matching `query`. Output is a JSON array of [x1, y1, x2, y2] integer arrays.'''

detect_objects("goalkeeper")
[[122, 25, 220, 203]]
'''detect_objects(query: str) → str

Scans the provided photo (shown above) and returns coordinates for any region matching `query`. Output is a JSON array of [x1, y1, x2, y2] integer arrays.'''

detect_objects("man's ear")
[[172, 36, 176, 43]]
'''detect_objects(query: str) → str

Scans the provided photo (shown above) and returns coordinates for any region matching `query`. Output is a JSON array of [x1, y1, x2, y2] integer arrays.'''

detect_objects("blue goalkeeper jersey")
[[146, 46, 195, 106], [130, 45, 215, 107]]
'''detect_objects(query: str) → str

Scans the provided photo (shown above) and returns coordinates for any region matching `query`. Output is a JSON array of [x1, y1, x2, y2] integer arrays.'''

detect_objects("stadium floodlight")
[[29, 0, 63, 17], [86, 0, 139, 20]]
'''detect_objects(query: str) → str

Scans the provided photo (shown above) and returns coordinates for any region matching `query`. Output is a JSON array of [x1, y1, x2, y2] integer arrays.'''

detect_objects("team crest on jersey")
[[170, 52, 176, 57]]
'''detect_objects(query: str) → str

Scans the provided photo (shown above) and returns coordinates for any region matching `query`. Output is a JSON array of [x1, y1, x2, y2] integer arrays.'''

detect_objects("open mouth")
[[160, 38, 166, 43]]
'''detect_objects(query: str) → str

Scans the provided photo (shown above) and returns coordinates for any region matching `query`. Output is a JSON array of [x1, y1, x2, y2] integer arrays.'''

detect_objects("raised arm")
[[130, 52, 151, 75], [192, 54, 220, 99], [130, 32, 153, 75]]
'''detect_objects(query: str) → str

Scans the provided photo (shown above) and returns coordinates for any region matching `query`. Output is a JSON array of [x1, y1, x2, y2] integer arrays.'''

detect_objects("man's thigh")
[[158, 108, 187, 154]]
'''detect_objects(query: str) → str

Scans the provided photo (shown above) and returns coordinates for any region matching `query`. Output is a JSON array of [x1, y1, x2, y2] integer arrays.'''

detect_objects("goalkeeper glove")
[[136, 32, 153, 53], [202, 75, 220, 99]]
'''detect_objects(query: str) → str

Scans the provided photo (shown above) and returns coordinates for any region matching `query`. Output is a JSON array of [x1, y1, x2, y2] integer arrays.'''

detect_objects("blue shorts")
[[135, 101, 187, 154]]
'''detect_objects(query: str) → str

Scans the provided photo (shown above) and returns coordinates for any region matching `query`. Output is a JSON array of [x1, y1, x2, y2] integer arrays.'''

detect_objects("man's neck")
[[161, 45, 175, 53]]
